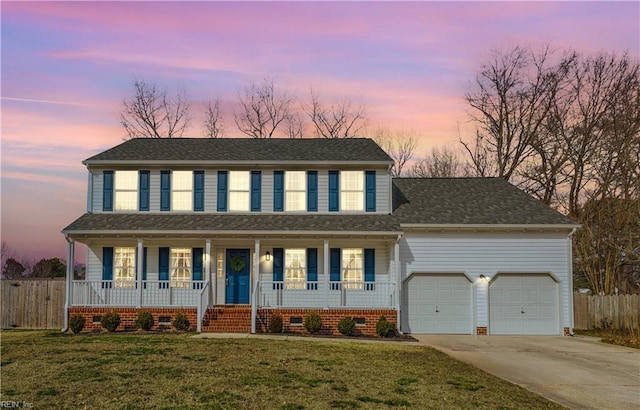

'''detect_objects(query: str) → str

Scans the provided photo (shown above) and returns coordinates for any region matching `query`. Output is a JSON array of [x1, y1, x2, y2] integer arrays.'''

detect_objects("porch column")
[[205, 239, 211, 307], [251, 240, 260, 334], [211, 245, 217, 305], [63, 236, 75, 332], [137, 239, 143, 307], [394, 237, 401, 331], [323, 240, 329, 309]]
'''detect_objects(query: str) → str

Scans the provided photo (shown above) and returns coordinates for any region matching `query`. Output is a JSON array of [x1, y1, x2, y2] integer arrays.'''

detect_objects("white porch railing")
[[258, 281, 395, 308], [72, 280, 206, 307]]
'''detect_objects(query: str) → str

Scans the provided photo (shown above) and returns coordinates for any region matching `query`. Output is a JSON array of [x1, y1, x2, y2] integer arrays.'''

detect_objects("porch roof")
[[62, 213, 402, 238]]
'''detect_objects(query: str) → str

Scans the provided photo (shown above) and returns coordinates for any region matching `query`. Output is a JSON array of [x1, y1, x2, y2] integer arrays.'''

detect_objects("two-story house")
[[62, 138, 579, 336]]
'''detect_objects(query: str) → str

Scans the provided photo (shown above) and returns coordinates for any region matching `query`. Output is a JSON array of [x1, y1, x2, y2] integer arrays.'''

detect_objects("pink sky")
[[1, 1, 638, 264]]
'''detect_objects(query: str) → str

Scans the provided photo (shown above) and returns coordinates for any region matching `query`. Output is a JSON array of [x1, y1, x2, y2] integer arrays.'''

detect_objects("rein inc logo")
[[0, 402, 33, 408]]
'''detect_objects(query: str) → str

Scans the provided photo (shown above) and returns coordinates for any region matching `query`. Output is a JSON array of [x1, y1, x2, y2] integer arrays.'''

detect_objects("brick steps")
[[201, 305, 252, 333]]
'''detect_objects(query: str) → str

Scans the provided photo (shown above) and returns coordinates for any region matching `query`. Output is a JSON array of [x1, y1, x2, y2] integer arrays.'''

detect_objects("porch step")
[[201, 305, 252, 333]]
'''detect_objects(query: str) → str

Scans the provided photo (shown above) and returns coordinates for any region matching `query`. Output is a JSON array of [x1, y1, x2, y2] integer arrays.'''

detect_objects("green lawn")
[[0, 331, 563, 409]]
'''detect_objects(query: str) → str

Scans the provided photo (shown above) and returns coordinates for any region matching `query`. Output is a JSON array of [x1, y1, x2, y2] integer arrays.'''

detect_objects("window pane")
[[285, 171, 306, 211], [342, 248, 363, 288], [115, 171, 138, 190], [285, 171, 305, 190], [229, 171, 250, 190], [173, 171, 193, 190], [114, 247, 135, 287], [229, 192, 250, 211], [340, 192, 364, 211], [171, 248, 191, 287], [341, 171, 363, 190], [286, 192, 306, 211], [285, 249, 306, 289], [114, 171, 138, 210], [172, 191, 192, 211], [115, 192, 137, 210]]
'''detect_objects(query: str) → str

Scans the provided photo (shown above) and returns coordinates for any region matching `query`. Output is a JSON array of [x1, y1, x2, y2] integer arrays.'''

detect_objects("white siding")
[[86, 246, 102, 281], [376, 170, 390, 214], [149, 171, 161, 212], [317, 171, 328, 212], [204, 170, 218, 212], [91, 171, 103, 213], [262, 171, 273, 213], [399, 232, 571, 334]]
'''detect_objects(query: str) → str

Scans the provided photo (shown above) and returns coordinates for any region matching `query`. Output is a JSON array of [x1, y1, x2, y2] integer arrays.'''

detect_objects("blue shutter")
[[102, 247, 113, 288], [364, 248, 375, 282], [273, 248, 284, 282], [194, 171, 204, 212], [143, 247, 148, 288], [365, 171, 376, 212], [306, 248, 318, 290], [192, 248, 204, 288], [330, 248, 341, 283], [217, 171, 228, 212], [103, 171, 113, 211], [307, 171, 318, 212], [273, 171, 284, 212], [251, 171, 262, 212], [160, 171, 171, 211], [139, 171, 150, 211], [159, 247, 170, 288], [329, 170, 339, 212]]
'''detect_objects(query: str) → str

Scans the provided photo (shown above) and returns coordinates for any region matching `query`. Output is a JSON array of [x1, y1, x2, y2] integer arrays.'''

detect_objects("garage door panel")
[[490, 274, 558, 335], [402, 274, 472, 334]]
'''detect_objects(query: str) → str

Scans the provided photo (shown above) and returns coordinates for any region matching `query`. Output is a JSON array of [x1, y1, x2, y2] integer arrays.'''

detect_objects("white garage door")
[[489, 274, 559, 335], [402, 274, 473, 334]]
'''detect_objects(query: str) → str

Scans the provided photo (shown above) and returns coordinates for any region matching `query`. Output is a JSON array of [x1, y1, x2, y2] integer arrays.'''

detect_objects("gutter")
[[62, 234, 72, 333]]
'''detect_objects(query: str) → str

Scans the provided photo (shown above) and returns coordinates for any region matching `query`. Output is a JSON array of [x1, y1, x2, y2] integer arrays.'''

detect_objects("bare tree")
[[121, 79, 191, 138], [284, 111, 306, 138], [411, 145, 468, 178], [461, 46, 571, 179], [233, 78, 294, 138], [307, 89, 367, 138], [202, 99, 225, 138], [372, 127, 418, 177]]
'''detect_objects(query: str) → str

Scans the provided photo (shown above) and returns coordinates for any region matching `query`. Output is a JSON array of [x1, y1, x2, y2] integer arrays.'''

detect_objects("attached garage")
[[489, 274, 559, 335], [402, 273, 473, 334]]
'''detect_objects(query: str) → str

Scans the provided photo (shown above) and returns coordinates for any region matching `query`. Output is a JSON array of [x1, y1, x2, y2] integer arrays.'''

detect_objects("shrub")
[[376, 315, 395, 337], [101, 311, 121, 332], [303, 311, 322, 334], [268, 313, 284, 333], [337, 316, 356, 336], [69, 314, 85, 334], [135, 310, 155, 331], [172, 312, 190, 331]]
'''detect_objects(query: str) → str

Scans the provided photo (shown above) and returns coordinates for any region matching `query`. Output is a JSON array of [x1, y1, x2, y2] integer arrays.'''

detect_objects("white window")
[[342, 248, 363, 289], [171, 248, 191, 288], [172, 171, 193, 211], [340, 171, 364, 211], [229, 171, 250, 211], [114, 247, 136, 287], [285, 249, 306, 289], [114, 171, 138, 210], [285, 171, 306, 211]]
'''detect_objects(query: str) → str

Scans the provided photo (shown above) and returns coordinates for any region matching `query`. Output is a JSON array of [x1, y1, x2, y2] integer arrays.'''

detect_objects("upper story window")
[[114, 171, 138, 210], [229, 171, 250, 211], [285, 171, 306, 211], [340, 171, 364, 211], [172, 171, 193, 211]]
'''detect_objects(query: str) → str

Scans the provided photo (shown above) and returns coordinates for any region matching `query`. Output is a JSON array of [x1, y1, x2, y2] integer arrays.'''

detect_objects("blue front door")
[[226, 249, 250, 304]]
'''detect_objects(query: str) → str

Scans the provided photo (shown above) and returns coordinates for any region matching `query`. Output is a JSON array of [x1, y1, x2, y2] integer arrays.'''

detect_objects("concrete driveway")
[[413, 335, 640, 410]]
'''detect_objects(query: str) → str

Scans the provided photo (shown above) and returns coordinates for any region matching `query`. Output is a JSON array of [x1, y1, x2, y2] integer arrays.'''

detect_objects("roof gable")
[[84, 138, 393, 164]]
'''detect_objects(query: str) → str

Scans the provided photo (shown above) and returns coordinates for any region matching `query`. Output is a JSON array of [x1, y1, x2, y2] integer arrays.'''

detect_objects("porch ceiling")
[[62, 213, 402, 241]]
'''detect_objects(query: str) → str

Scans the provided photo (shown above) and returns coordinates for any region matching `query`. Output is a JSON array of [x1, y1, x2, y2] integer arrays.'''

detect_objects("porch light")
[[265, 251, 271, 261]]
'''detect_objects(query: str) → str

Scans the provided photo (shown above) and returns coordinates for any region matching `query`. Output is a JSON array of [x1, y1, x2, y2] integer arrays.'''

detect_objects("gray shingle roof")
[[84, 138, 393, 164], [62, 213, 401, 234], [391, 178, 577, 225]]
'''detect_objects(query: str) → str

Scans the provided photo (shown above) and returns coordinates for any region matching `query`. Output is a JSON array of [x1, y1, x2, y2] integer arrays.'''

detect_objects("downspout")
[[567, 227, 577, 336], [62, 233, 74, 332]]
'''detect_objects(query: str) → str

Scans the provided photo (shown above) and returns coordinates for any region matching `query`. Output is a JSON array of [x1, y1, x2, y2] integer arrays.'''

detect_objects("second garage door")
[[402, 273, 473, 334], [489, 273, 559, 335]]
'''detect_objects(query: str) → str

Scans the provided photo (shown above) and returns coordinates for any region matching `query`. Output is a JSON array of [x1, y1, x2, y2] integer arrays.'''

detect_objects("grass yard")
[[0, 331, 563, 410], [573, 328, 640, 349]]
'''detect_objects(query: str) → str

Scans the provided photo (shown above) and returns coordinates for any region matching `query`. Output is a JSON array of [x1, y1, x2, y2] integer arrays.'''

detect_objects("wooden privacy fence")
[[573, 292, 640, 331], [1, 279, 65, 329]]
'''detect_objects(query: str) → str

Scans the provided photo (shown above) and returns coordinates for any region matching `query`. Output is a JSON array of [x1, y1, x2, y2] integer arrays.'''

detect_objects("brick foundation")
[[257, 308, 397, 337], [476, 326, 487, 335], [564, 327, 571, 336], [68, 307, 197, 332]]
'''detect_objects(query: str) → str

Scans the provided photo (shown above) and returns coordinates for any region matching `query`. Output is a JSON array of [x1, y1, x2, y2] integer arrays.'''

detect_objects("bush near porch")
[[0, 331, 563, 410]]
